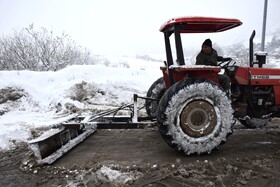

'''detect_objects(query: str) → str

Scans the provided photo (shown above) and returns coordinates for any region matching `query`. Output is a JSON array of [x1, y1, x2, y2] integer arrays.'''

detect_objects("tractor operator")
[[196, 38, 231, 91]]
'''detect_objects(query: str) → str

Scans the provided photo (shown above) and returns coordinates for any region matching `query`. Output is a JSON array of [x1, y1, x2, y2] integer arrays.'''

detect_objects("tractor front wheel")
[[157, 79, 235, 155], [239, 101, 271, 128], [239, 117, 270, 129]]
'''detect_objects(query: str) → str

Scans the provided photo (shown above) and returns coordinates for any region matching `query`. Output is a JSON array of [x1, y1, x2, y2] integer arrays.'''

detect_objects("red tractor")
[[146, 16, 280, 155], [28, 16, 280, 165]]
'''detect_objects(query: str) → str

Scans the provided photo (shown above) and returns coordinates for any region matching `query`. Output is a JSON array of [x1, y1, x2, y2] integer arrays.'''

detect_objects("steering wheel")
[[218, 59, 236, 68]]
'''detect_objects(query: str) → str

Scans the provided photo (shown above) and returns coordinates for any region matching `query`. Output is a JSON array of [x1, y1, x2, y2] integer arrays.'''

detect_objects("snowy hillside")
[[0, 57, 163, 150], [221, 28, 280, 67]]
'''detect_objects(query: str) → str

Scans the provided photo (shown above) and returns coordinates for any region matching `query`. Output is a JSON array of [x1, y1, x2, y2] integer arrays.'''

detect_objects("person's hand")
[[223, 57, 232, 61]]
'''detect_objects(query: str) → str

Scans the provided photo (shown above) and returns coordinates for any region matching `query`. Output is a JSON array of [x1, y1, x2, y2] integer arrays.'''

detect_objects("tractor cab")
[[159, 16, 242, 87]]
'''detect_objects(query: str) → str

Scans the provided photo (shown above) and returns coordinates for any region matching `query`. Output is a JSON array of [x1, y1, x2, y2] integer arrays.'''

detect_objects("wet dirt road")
[[1, 120, 280, 187]]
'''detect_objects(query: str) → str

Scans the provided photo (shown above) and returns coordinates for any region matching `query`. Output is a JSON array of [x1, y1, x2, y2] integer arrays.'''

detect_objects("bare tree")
[[0, 24, 91, 71]]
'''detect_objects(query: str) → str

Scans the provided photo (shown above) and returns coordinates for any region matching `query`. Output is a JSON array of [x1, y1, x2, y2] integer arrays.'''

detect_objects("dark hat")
[[202, 39, 212, 48]]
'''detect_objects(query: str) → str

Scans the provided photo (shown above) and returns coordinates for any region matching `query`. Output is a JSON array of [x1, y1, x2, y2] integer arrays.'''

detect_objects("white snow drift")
[[0, 57, 163, 150]]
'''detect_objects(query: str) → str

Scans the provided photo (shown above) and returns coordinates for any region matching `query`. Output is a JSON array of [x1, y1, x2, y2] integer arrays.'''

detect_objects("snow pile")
[[95, 166, 141, 185], [66, 166, 143, 186], [0, 57, 163, 150]]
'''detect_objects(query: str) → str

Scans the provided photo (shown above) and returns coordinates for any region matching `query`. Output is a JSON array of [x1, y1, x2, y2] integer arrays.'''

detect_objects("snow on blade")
[[29, 124, 97, 165]]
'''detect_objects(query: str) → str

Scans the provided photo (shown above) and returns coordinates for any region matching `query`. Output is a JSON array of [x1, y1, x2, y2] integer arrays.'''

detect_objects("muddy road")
[[0, 120, 280, 187]]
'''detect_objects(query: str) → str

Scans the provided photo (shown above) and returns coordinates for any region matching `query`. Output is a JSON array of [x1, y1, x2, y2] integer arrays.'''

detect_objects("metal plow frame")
[[28, 94, 157, 165]]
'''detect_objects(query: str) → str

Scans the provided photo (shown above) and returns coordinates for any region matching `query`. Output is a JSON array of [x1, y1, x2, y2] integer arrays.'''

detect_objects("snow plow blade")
[[28, 94, 157, 165], [28, 117, 97, 165]]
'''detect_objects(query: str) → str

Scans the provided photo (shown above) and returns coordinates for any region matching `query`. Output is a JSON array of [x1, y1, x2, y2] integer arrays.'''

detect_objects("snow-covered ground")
[[0, 56, 163, 150]]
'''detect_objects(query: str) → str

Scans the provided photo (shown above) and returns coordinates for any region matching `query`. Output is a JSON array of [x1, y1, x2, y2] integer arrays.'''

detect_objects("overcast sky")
[[0, 0, 280, 57]]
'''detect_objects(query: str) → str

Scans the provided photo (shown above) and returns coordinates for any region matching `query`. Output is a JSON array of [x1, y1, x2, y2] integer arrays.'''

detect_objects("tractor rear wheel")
[[145, 77, 166, 117], [157, 79, 235, 155]]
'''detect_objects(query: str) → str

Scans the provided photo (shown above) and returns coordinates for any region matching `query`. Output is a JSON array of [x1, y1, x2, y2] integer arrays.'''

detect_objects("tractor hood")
[[160, 16, 242, 33]]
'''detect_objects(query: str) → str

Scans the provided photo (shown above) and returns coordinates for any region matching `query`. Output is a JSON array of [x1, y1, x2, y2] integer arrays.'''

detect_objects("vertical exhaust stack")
[[249, 30, 256, 67], [249, 30, 267, 68]]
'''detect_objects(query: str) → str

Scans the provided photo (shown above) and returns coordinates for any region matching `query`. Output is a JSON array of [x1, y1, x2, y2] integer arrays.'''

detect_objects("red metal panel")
[[161, 66, 220, 88], [172, 66, 221, 72], [234, 67, 249, 85], [160, 16, 242, 33], [160, 67, 170, 87], [274, 86, 280, 105], [172, 66, 220, 84], [250, 68, 280, 86]]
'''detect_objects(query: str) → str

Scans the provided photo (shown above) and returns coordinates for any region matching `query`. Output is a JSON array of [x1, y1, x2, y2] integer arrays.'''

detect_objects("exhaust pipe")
[[249, 30, 256, 67]]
